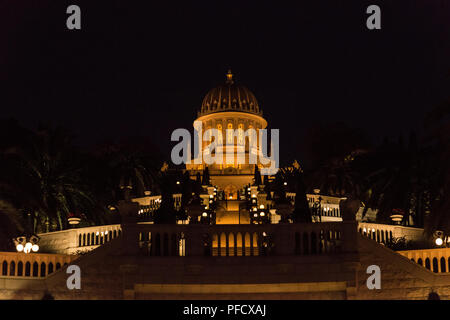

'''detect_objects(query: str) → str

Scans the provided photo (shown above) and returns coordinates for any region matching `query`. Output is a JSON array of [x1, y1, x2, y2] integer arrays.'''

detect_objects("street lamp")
[[14, 235, 40, 254], [434, 230, 444, 247]]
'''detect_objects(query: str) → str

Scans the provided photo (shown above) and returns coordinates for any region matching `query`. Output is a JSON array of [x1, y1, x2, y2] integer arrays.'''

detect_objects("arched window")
[[205, 126, 211, 142], [56, 263, 61, 270], [440, 257, 446, 273], [10, 261, 15, 276], [2, 261, 7, 276], [238, 123, 244, 145], [217, 124, 223, 145], [154, 234, 161, 256], [425, 258, 431, 270], [227, 123, 233, 144], [25, 262, 31, 276], [32, 262, 39, 277], [40, 262, 46, 277], [48, 263, 54, 274], [163, 233, 169, 256], [311, 232, 317, 255], [417, 258, 423, 266], [18, 261, 23, 276], [433, 258, 439, 273], [248, 125, 254, 148], [171, 234, 178, 256]]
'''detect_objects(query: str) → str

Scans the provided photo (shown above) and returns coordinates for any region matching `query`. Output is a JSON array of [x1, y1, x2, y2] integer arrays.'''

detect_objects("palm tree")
[[421, 99, 450, 235], [307, 149, 366, 199], [95, 142, 158, 201], [0, 126, 101, 231]]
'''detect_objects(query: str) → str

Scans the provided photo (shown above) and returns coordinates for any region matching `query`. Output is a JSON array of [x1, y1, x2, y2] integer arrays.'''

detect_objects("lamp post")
[[14, 234, 40, 254], [434, 230, 445, 247]]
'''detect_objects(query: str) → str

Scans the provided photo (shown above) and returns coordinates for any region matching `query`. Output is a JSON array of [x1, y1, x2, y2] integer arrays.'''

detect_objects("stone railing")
[[38, 224, 122, 255], [286, 192, 342, 221], [126, 222, 358, 257], [358, 222, 424, 244], [132, 193, 183, 219], [0, 252, 77, 278], [398, 248, 450, 273]]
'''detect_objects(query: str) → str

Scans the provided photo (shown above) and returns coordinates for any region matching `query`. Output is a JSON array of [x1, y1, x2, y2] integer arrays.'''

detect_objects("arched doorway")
[[224, 184, 238, 200]]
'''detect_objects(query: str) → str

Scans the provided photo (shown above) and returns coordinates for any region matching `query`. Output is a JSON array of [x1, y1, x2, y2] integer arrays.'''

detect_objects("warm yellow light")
[[284, 182, 287, 186], [260, 212, 265, 216], [259, 204, 264, 209], [16, 244, 24, 252], [202, 212, 207, 217], [176, 181, 180, 185], [436, 238, 443, 246], [253, 213, 258, 217], [24, 242, 32, 254], [31, 244, 39, 252]]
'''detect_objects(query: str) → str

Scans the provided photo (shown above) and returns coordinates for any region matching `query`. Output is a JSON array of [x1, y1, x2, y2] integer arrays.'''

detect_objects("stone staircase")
[[38, 228, 450, 300], [43, 237, 125, 299], [355, 234, 450, 299]]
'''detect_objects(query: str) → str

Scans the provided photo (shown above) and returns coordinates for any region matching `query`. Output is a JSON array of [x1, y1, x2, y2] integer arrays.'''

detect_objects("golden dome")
[[199, 70, 262, 117]]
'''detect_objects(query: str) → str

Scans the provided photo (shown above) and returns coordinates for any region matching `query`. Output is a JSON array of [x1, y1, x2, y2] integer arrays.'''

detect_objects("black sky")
[[1, 0, 449, 167]]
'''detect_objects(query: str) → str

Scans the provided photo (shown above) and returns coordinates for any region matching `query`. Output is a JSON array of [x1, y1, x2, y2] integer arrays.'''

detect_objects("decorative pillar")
[[117, 200, 140, 255]]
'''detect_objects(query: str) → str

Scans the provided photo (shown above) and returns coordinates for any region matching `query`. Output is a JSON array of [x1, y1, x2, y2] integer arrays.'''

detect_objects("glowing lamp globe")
[[68, 217, 81, 225], [24, 242, 32, 254]]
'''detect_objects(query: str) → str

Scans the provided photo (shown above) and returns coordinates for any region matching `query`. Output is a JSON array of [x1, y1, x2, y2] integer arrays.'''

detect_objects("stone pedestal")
[[117, 200, 140, 255]]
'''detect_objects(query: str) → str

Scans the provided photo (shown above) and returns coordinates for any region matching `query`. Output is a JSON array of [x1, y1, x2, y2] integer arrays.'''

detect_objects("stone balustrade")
[[38, 224, 122, 255], [131, 193, 183, 217], [358, 222, 424, 244], [130, 222, 358, 257], [0, 252, 76, 278], [398, 248, 450, 273]]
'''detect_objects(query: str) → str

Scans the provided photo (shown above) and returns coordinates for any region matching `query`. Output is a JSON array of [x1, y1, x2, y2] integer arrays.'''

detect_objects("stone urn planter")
[[390, 208, 404, 225], [67, 214, 81, 225]]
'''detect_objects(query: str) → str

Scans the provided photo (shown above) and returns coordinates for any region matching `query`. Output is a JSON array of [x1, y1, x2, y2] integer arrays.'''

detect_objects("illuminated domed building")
[[0, 72, 445, 302], [186, 71, 274, 200]]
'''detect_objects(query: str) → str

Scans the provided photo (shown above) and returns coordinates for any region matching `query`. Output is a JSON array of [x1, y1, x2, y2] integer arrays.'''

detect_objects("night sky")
[[1, 0, 449, 167]]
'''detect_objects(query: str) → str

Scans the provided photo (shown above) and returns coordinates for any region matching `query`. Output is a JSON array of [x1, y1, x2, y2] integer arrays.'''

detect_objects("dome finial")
[[226, 69, 234, 84]]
